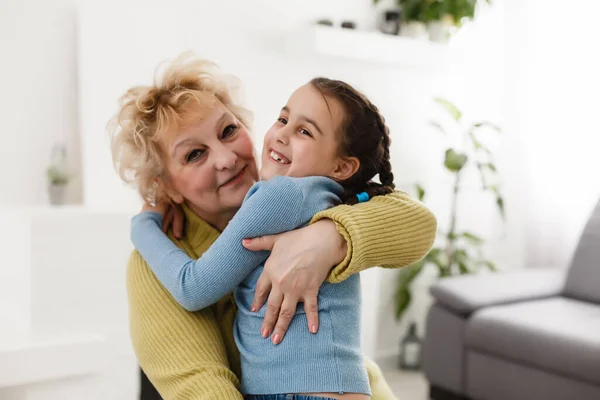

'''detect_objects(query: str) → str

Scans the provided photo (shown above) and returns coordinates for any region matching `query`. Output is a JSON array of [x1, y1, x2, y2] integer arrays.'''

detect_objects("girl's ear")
[[331, 156, 360, 181]]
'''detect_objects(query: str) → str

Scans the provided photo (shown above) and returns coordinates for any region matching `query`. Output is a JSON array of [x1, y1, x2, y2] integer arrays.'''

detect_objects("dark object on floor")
[[430, 385, 470, 400], [140, 368, 162, 400], [341, 21, 356, 29], [399, 322, 422, 370]]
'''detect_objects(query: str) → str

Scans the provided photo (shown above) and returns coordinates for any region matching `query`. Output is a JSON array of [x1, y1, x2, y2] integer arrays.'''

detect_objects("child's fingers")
[[261, 289, 283, 339], [242, 234, 276, 251], [302, 293, 319, 334], [271, 295, 298, 345]]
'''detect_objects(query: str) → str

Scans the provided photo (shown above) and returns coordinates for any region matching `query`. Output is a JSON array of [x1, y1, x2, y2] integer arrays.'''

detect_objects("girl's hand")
[[242, 219, 347, 345], [141, 202, 185, 240]]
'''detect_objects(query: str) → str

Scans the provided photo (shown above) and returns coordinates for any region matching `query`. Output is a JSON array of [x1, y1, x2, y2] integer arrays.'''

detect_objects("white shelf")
[[290, 26, 447, 69]]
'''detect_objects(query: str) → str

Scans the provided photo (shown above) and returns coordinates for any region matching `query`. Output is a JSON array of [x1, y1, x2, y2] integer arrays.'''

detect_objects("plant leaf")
[[458, 261, 471, 275], [469, 131, 492, 154], [483, 163, 497, 172], [394, 261, 425, 321], [444, 149, 468, 172], [480, 260, 498, 271], [476, 162, 488, 189], [473, 121, 502, 133], [395, 287, 412, 320], [434, 98, 462, 121], [415, 183, 426, 202], [429, 121, 446, 134], [496, 195, 505, 219], [461, 232, 484, 245], [426, 247, 450, 274]]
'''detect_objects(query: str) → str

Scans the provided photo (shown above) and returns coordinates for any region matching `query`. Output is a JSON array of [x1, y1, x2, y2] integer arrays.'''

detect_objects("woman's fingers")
[[251, 271, 272, 312], [271, 295, 299, 345], [261, 289, 283, 339], [303, 291, 320, 334], [172, 204, 184, 239], [162, 206, 174, 233]]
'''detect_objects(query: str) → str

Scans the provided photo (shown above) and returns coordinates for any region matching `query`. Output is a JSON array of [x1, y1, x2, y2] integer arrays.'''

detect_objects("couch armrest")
[[430, 268, 566, 315]]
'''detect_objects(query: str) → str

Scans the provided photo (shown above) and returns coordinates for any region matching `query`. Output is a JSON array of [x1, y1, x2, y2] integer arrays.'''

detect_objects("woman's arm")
[[245, 191, 437, 340], [127, 251, 243, 400], [313, 190, 438, 282]]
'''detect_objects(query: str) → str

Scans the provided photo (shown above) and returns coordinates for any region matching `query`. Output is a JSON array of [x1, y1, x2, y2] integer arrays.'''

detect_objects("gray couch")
[[423, 200, 600, 400]]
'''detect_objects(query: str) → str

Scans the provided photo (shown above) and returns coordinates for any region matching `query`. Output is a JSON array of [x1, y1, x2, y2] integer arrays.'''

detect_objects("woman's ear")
[[331, 157, 360, 181], [158, 177, 184, 204]]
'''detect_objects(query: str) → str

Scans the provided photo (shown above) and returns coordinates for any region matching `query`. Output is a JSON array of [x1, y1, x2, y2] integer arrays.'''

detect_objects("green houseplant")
[[373, 0, 493, 41], [394, 98, 504, 321]]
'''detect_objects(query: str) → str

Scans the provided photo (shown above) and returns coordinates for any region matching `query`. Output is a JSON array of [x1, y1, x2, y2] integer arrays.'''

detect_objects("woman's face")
[[162, 100, 259, 229]]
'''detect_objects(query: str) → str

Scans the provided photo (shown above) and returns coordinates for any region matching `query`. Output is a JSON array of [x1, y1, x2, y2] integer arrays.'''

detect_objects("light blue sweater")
[[130, 176, 370, 395]]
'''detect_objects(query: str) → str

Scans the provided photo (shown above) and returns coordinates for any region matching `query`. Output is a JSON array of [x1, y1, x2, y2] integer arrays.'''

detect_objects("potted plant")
[[46, 144, 69, 206], [374, 0, 493, 42], [394, 98, 504, 323], [424, 0, 454, 42], [426, 0, 494, 42]]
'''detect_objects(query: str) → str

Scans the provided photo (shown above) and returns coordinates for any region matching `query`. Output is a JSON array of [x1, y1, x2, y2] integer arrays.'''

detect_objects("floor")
[[380, 358, 429, 400]]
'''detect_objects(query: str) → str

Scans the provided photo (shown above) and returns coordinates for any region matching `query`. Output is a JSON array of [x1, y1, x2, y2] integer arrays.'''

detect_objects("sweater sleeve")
[[127, 251, 243, 400], [130, 178, 306, 311], [311, 191, 437, 283]]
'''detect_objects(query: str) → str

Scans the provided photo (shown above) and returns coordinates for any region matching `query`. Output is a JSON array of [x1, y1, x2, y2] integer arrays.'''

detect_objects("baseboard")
[[430, 385, 471, 400]]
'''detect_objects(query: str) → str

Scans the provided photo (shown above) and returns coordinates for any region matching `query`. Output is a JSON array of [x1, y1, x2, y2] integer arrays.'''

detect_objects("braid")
[[310, 77, 396, 205], [344, 109, 395, 205]]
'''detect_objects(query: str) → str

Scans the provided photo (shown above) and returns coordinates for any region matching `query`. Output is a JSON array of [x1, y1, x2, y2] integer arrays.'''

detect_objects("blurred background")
[[1, 0, 599, 399]]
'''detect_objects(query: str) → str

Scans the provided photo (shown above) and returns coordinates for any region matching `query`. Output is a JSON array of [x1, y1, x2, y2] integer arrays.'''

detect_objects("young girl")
[[130, 77, 396, 400]]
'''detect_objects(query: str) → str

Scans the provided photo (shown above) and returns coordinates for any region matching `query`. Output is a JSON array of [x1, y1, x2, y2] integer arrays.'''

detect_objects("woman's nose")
[[212, 145, 237, 171]]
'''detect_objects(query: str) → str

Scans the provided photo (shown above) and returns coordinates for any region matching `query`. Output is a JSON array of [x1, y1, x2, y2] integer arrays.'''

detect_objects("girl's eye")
[[277, 117, 287, 124], [185, 149, 205, 163], [222, 124, 239, 138], [300, 128, 313, 138]]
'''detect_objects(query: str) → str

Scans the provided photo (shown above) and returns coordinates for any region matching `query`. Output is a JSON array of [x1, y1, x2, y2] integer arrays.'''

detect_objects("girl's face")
[[162, 100, 259, 230], [261, 83, 358, 181]]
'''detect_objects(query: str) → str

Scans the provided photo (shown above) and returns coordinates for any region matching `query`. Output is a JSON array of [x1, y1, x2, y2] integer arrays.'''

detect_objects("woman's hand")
[[242, 219, 347, 345], [141, 202, 185, 240]]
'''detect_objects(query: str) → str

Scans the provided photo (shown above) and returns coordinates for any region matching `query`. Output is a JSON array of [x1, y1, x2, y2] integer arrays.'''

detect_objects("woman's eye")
[[185, 149, 204, 163], [222, 124, 239, 138], [277, 117, 287, 124], [300, 128, 313, 137]]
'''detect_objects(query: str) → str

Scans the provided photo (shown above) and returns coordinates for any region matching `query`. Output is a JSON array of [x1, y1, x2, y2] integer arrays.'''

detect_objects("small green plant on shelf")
[[373, 0, 493, 26]]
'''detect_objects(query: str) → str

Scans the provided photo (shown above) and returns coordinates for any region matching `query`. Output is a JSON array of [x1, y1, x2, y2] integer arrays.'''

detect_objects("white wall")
[[0, 0, 82, 206]]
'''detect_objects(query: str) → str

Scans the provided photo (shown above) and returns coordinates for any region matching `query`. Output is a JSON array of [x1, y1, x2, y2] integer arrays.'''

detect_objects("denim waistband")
[[245, 395, 337, 400]]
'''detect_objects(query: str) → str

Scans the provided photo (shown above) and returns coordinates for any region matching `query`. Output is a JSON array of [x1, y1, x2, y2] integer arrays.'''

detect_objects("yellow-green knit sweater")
[[127, 192, 437, 400]]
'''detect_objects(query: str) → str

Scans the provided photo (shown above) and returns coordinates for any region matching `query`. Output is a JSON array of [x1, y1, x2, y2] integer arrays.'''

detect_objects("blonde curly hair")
[[109, 52, 252, 204]]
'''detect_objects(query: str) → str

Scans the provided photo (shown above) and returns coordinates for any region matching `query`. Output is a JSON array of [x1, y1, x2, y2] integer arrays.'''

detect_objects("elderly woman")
[[111, 54, 436, 400]]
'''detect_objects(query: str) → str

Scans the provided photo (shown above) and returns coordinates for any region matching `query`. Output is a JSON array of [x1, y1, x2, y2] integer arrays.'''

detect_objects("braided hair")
[[310, 77, 395, 205]]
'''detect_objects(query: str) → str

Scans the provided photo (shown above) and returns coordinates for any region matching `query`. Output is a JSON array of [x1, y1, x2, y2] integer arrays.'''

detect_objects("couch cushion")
[[466, 297, 600, 385], [564, 199, 600, 304]]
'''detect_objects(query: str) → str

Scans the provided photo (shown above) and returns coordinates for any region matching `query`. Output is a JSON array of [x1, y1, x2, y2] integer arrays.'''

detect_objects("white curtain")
[[509, 0, 600, 267]]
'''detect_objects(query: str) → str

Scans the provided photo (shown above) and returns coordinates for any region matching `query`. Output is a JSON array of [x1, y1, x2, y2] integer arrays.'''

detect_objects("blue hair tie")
[[356, 192, 370, 203]]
